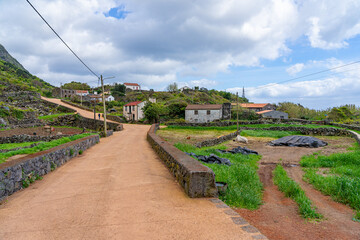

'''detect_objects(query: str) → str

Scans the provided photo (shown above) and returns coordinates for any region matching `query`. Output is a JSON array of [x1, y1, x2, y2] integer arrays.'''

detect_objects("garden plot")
[[157, 126, 360, 240]]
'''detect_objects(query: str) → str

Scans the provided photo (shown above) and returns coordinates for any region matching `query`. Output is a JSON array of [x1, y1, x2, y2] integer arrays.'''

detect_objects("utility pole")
[[236, 92, 239, 136], [60, 82, 62, 99], [101, 75, 107, 137]]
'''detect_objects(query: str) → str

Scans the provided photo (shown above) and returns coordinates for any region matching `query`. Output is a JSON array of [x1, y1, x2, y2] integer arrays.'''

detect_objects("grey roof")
[[186, 104, 222, 110]]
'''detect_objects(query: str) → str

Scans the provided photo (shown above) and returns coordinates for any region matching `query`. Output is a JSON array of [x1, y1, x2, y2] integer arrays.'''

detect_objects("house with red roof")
[[123, 101, 146, 121], [124, 83, 141, 91]]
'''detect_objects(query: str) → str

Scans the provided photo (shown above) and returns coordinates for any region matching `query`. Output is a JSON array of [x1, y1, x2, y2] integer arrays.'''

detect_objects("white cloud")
[[286, 63, 305, 76], [190, 79, 217, 87]]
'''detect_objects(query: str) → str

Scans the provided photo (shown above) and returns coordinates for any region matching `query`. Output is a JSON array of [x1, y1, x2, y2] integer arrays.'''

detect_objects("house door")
[[133, 114, 135, 120]]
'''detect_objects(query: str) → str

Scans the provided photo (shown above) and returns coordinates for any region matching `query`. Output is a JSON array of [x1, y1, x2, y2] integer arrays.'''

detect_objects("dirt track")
[[233, 137, 360, 240]]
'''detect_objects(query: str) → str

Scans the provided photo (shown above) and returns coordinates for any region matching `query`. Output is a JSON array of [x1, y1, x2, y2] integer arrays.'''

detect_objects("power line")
[[26, 0, 99, 78], [249, 60, 360, 92]]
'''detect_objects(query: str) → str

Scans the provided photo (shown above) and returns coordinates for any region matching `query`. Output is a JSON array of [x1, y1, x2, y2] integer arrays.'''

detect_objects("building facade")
[[236, 103, 275, 112], [123, 101, 146, 121], [257, 110, 288, 119], [185, 104, 230, 123], [124, 83, 141, 91]]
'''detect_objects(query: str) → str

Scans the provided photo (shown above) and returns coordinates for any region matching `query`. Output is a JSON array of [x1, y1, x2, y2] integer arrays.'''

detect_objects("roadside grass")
[[174, 143, 263, 209], [0, 141, 39, 150], [300, 143, 360, 214], [273, 165, 323, 220], [240, 130, 301, 139], [38, 113, 75, 121], [0, 133, 97, 164]]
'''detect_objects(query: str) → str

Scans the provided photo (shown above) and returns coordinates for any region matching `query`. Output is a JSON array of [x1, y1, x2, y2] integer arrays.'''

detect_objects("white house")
[[185, 104, 223, 123], [124, 83, 141, 91], [123, 101, 147, 121], [105, 95, 115, 102]]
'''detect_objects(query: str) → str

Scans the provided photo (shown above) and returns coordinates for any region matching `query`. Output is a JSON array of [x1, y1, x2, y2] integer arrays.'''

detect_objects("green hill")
[[0, 44, 26, 71]]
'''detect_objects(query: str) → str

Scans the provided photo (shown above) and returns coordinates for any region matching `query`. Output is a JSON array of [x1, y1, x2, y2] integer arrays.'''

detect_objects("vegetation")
[[0, 59, 53, 95], [62, 81, 90, 90], [0, 103, 35, 120], [0, 142, 39, 150], [175, 143, 263, 209], [273, 165, 322, 220], [0, 133, 97, 164], [38, 113, 75, 121], [241, 130, 301, 139], [300, 144, 360, 213]]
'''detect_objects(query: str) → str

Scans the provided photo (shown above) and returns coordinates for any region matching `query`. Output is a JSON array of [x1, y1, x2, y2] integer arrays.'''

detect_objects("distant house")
[[105, 95, 115, 102], [58, 89, 89, 98], [123, 101, 146, 121], [180, 86, 191, 92], [75, 90, 89, 96], [185, 103, 231, 123], [84, 94, 114, 103], [256, 110, 288, 119], [235, 103, 275, 112], [124, 83, 141, 91]]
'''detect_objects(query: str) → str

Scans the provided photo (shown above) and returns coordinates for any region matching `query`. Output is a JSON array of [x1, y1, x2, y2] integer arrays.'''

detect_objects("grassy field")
[[175, 143, 263, 209], [300, 144, 360, 219], [38, 113, 75, 121], [240, 130, 301, 138], [273, 165, 322, 220], [0, 133, 97, 164], [0, 141, 39, 150]]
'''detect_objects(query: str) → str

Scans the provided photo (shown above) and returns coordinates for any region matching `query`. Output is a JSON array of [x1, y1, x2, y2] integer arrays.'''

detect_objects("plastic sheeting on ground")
[[216, 146, 258, 155], [186, 152, 232, 166], [268, 135, 328, 148]]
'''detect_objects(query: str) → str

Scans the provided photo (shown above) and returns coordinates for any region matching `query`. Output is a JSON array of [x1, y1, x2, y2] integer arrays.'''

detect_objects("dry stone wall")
[[147, 124, 217, 198], [0, 134, 72, 144], [0, 135, 99, 201]]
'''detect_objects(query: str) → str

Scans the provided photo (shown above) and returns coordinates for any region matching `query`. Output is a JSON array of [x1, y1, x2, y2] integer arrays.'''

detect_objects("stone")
[[236, 135, 248, 143]]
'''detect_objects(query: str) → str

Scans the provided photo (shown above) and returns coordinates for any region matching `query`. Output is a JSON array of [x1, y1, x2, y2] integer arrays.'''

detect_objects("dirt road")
[[0, 101, 261, 239]]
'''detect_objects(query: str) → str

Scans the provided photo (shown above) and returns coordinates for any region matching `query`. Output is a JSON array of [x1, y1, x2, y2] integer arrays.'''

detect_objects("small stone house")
[[123, 101, 146, 121], [185, 104, 231, 123], [256, 110, 288, 119], [124, 83, 141, 91], [236, 103, 275, 112]]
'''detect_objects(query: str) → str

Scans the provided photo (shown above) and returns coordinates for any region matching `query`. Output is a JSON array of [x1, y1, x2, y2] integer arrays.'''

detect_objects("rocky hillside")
[[0, 44, 26, 71]]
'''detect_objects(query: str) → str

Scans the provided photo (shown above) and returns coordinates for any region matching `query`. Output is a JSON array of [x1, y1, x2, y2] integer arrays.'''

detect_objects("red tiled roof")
[[124, 83, 140, 86], [124, 101, 143, 106], [75, 90, 89, 93], [256, 110, 273, 114], [238, 103, 270, 108], [186, 104, 222, 110]]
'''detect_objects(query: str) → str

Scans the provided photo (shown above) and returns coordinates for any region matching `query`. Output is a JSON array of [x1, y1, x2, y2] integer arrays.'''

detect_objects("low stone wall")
[[104, 114, 125, 123], [194, 126, 352, 148], [348, 130, 360, 145], [61, 100, 93, 112], [0, 135, 99, 200], [99, 130, 114, 138], [147, 124, 217, 198], [0, 143, 40, 153], [0, 134, 72, 144], [50, 114, 123, 132], [329, 123, 360, 132]]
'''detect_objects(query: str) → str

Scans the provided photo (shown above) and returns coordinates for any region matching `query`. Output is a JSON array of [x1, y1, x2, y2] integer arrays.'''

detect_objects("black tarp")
[[268, 135, 328, 148]]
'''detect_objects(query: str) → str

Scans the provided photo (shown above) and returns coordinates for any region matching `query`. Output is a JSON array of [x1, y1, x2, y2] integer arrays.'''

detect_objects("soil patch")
[[230, 136, 360, 240], [0, 126, 84, 138]]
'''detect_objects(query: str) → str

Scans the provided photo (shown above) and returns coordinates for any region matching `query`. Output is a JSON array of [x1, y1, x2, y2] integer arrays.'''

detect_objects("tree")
[[144, 102, 164, 123], [167, 82, 178, 93], [62, 81, 90, 90], [167, 101, 187, 118], [111, 83, 126, 97]]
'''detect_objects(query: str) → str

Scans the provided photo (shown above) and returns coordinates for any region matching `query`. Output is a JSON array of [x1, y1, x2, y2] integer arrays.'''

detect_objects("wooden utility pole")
[[101, 75, 107, 137], [236, 92, 239, 136]]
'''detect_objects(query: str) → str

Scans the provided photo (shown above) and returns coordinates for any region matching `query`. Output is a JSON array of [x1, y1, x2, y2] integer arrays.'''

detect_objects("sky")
[[1, 0, 360, 109]]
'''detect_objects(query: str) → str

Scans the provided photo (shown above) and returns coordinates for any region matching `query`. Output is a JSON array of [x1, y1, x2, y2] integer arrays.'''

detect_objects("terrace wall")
[[0, 135, 99, 201], [147, 124, 217, 198]]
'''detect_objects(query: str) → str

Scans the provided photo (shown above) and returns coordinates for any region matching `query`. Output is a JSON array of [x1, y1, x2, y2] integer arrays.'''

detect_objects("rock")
[[57, 132, 63, 136], [268, 135, 328, 148], [235, 135, 248, 143], [0, 117, 7, 126]]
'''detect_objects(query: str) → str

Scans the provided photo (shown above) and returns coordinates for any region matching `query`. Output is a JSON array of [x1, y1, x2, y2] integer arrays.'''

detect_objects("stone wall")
[[61, 100, 93, 112], [0, 134, 72, 144], [104, 114, 125, 123], [147, 124, 217, 198], [348, 130, 360, 145], [49, 114, 123, 132], [329, 123, 360, 132], [0, 135, 99, 201], [195, 126, 352, 148]]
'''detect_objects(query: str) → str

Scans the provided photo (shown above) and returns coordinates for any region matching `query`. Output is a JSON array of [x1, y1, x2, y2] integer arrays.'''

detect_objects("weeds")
[[175, 143, 263, 209], [273, 165, 322, 220], [240, 130, 301, 139]]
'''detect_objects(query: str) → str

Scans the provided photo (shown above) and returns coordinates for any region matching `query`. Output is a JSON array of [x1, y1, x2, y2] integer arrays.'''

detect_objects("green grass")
[[240, 130, 301, 138], [0, 141, 39, 150], [38, 113, 75, 121], [300, 143, 360, 212], [273, 165, 322, 220], [175, 143, 263, 209], [0, 133, 97, 164]]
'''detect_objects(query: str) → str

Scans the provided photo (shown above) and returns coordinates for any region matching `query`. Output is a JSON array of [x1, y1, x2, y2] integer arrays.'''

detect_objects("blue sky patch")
[[104, 5, 130, 19]]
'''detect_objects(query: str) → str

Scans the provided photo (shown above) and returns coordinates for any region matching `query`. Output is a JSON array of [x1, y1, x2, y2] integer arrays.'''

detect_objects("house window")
[[132, 106, 135, 111], [207, 110, 211, 115], [194, 110, 198, 115], [125, 106, 127, 111]]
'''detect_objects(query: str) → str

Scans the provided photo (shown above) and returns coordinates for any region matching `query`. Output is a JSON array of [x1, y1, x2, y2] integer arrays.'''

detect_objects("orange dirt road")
[[0, 100, 258, 239]]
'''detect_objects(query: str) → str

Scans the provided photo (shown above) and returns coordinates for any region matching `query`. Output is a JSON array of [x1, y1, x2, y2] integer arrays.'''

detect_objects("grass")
[[273, 165, 323, 220], [240, 130, 301, 138], [38, 113, 75, 121], [0, 133, 97, 164], [0, 141, 39, 150], [301, 143, 360, 213], [175, 143, 263, 209]]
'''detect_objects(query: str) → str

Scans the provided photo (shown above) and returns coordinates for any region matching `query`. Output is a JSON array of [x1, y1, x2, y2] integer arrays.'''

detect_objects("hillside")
[[0, 44, 26, 71]]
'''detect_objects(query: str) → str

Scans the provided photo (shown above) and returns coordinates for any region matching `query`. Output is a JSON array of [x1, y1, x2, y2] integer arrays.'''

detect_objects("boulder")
[[235, 135, 248, 143]]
